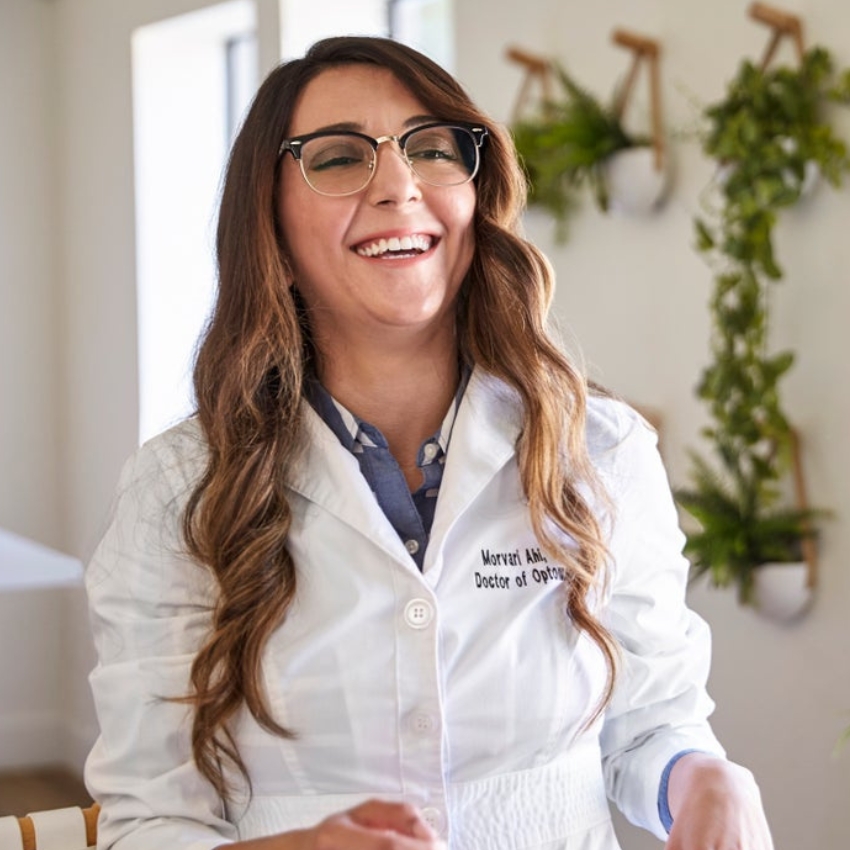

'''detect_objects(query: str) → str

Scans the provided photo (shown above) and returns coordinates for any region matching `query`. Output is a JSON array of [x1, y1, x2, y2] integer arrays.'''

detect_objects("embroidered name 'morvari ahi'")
[[480, 548, 522, 567]]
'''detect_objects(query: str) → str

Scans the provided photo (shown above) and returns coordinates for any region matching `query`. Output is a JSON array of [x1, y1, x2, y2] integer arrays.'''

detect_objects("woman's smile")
[[352, 232, 437, 259]]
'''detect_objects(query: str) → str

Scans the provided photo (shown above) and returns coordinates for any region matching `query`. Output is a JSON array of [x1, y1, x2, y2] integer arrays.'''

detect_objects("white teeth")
[[356, 234, 433, 257]]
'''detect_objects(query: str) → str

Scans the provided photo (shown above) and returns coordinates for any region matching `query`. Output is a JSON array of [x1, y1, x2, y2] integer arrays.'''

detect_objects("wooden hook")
[[789, 428, 818, 589], [505, 45, 554, 124], [611, 28, 664, 171], [748, 2, 805, 70]]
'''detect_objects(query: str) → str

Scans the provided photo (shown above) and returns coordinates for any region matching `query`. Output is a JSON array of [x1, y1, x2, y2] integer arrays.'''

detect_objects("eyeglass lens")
[[299, 125, 479, 196]]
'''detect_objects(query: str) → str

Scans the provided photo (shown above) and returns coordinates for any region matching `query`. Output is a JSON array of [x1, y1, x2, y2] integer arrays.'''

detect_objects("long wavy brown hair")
[[183, 36, 618, 799]]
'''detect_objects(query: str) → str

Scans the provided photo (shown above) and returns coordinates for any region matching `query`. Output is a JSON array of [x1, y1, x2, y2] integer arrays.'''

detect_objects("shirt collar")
[[305, 368, 470, 458]]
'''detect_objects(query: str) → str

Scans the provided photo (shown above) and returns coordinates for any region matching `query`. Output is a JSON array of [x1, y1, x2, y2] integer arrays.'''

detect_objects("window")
[[278, 0, 453, 69], [389, 0, 453, 71], [132, 1, 258, 443], [279, 0, 388, 58]]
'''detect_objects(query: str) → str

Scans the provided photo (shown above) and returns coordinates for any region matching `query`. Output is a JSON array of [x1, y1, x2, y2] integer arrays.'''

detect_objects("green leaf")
[[695, 219, 715, 251]]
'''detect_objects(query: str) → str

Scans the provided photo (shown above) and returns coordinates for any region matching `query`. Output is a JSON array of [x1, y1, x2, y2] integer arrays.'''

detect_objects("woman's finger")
[[305, 800, 444, 850], [347, 800, 438, 839]]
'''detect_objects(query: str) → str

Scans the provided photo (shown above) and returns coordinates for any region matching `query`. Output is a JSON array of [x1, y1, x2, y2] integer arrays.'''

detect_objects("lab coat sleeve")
[[596, 403, 726, 840], [84, 429, 237, 850]]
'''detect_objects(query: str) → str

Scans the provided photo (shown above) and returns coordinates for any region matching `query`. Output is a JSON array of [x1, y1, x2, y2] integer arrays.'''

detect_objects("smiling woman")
[[277, 64, 478, 377], [83, 35, 774, 850]]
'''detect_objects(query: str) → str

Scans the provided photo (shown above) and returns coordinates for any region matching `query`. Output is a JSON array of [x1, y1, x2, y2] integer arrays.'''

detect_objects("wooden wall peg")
[[611, 28, 664, 172], [790, 428, 818, 590], [505, 45, 554, 124], [748, 2, 805, 70]]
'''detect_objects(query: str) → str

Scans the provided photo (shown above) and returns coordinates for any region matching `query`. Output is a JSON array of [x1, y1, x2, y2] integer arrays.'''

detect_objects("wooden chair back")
[[0, 803, 99, 850]]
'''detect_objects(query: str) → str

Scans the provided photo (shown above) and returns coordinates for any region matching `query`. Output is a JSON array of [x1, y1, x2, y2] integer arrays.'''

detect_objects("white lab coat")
[[85, 369, 724, 850]]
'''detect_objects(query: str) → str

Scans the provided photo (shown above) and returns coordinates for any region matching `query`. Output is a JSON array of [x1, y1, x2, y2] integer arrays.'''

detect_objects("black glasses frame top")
[[277, 121, 489, 195]]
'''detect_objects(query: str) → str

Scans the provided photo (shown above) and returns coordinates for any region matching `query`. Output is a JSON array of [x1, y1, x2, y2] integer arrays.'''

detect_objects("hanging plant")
[[676, 46, 849, 605], [510, 64, 651, 240]]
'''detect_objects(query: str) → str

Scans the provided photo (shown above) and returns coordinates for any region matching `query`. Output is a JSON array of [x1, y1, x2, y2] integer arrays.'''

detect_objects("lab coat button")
[[405, 538, 420, 555], [410, 712, 436, 735], [420, 806, 445, 834], [403, 598, 434, 629]]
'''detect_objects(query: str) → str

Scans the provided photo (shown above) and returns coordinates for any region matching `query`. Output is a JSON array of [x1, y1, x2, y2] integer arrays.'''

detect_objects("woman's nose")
[[364, 142, 423, 205]]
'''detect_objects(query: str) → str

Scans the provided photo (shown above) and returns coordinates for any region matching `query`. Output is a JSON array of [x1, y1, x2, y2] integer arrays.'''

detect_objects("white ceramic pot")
[[604, 146, 668, 215], [752, 561, 813, 622], [778, 137, 820, 197], [786, 160, 820, 197]]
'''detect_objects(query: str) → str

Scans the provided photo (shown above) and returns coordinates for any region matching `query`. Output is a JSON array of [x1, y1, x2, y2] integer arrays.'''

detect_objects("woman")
[[85, 36, 773, 850]]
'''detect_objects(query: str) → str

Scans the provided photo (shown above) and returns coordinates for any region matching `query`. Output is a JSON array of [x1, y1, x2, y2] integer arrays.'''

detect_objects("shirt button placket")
[[398, 590, 448, 841]]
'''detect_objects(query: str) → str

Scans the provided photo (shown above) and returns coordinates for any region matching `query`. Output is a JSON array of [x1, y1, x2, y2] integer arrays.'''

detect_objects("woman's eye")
[[306, 140, 368, 171], [410, 146, 458, 161], [406, 131, 461, 162], [312, 155, 362, 171]]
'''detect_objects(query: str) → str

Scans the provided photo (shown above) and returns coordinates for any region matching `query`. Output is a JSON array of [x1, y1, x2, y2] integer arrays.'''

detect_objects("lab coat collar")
[[286, 368, 522, 578], [426, 369, 521, 568]]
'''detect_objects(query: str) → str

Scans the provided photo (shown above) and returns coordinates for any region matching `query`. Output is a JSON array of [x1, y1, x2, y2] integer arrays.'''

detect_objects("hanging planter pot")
[[506, 28, 666, 239], [794, 160, 820, 196], [604, 145, 669, 215], [752, 561, 813, 622]]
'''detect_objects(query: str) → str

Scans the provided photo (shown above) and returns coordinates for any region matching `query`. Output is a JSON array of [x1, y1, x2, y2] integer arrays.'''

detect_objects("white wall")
[[1, 0, 848, 846], [0, 0, 62, 550], [456, 1, 850, 847], [0, 0, 83, 775]]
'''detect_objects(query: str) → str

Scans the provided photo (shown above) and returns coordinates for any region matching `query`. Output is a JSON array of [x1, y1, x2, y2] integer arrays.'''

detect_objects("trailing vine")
[[676, 47, 849, 603]]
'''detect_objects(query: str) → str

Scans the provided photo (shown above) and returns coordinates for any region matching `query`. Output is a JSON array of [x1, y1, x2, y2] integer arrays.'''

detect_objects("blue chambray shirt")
[[305, 374, 466, 570]]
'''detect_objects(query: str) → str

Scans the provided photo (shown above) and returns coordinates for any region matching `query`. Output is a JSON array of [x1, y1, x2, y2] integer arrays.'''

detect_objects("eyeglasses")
[[278, 121, 488, 196]]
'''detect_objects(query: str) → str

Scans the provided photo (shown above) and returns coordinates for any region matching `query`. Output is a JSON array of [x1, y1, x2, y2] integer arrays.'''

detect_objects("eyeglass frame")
[[277, 120, 489, 196]]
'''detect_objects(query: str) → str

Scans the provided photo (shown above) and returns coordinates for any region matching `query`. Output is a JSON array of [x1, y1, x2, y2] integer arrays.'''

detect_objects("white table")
[[0, 529, 82, 590]]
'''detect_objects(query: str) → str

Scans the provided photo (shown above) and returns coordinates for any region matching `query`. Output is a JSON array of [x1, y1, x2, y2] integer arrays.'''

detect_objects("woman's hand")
[[665, 753, 774, 850], [218, 799, 445, 850]]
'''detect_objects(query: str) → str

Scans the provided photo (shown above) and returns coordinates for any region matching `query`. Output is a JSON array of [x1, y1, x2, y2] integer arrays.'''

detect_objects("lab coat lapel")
[[286, 404, 416, 567], [284, 371, 523, 575], [425, 370, 522, 577]]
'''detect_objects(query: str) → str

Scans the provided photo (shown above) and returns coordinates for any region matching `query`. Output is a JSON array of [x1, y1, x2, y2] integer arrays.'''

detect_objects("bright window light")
[[132, 1, 258, 444], [279, 0, 454, 70], [280, 0, 388, 59], [389, 0, 454, 71]]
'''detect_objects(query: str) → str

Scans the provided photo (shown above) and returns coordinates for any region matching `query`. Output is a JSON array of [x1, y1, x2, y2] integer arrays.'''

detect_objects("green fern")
[[511, 63, 646, 239]]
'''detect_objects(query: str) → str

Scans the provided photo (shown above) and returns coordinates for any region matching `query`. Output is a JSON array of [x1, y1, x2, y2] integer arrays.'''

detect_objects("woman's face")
[[277, 64, 477, 351]]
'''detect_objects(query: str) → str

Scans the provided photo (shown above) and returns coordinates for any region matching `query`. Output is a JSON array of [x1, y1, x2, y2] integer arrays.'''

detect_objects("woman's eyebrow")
[[305, 115, 438, 135], [306, 121, 362, 134], [403, 114, 439, 128]]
